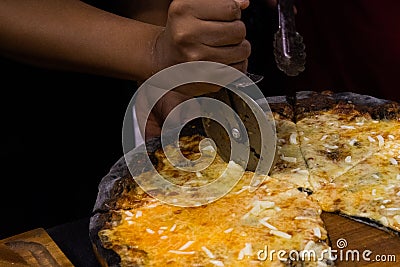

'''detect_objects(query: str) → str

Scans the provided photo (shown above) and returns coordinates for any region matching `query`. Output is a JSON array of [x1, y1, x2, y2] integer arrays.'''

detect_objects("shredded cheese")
[[294, 216, 318, 222], [178, 241, 195, 251], [125, 211, 134, 217], [313, 227, 322, 238], [168, 250, 195, 255], [224, 228, 234, 234], [146, 228, 155, 234], [280, 155, 297, 163], [210, 260, 224, 266], [270, 230, 292, 239], [340, 125, 356, 130], [290, 133, 298, 144], [349, 139, 358, 146], [170, 223, 177, 232], [201, 246, 215, 259], [389, 158, 398, 165], [323, 144, 339, 150], [377, 135, 385, 147], [259, 219, 278, 230]]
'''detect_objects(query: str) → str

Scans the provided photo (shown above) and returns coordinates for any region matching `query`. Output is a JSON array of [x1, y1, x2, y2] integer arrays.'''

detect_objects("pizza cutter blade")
[[202, 87, 278, 175]]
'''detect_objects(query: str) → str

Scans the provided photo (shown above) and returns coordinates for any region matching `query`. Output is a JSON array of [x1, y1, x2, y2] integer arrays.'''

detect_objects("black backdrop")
[[0, 58, 136, 238]]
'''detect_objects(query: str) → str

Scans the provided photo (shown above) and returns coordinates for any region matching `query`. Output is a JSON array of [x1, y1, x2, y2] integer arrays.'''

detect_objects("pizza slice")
[[311, 139, 400, 233], [295, 91, 400, 190]]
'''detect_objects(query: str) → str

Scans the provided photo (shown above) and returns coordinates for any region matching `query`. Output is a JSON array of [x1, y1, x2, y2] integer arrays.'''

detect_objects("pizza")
[[89, 91, 400, 267]]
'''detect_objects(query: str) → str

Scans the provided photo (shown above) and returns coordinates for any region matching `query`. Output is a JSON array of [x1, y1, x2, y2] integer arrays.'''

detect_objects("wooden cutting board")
[[321, 212, 400, 266], [0, 228, 74, 267]]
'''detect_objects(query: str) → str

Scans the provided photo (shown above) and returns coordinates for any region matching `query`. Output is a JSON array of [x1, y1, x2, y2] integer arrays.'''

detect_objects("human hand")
[[151, 0, 251, 96], [135, 87, 202, 141]]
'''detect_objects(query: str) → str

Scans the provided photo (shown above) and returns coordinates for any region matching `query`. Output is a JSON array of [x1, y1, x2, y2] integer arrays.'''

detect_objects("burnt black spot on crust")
[[317, 148, 347, 162], [297, 187, 313, 195]]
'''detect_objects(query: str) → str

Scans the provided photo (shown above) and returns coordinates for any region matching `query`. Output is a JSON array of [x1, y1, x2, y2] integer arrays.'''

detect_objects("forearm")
[[0, 0, 163, 81]]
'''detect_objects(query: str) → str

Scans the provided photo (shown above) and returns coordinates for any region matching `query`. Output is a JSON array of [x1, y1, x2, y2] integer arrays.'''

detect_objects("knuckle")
[[168, 1, 188, 17], [185, 50, 203, 61], [173, 30, 189, 44]]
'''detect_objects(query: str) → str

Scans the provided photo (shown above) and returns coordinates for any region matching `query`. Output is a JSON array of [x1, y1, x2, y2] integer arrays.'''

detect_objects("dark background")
[[0, 57, 136, 238]]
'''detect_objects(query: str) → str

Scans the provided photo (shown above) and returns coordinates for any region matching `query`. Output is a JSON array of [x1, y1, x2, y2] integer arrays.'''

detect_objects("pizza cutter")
[[202, 85, 277, 178]]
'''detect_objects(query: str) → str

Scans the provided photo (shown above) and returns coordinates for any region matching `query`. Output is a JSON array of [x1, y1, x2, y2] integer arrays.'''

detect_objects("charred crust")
[[89, 213, 122, 267], [334, 91, 400, 120], [295, 91, 336, 121], [295, 91, 400, 121], [266, 95, 295, 121], [294, 91, 400, 121], [92, 157, 148, 213]]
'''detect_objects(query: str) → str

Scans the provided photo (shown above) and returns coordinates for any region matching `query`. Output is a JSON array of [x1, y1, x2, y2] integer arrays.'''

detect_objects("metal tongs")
[[273, 0, 306, 76]]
